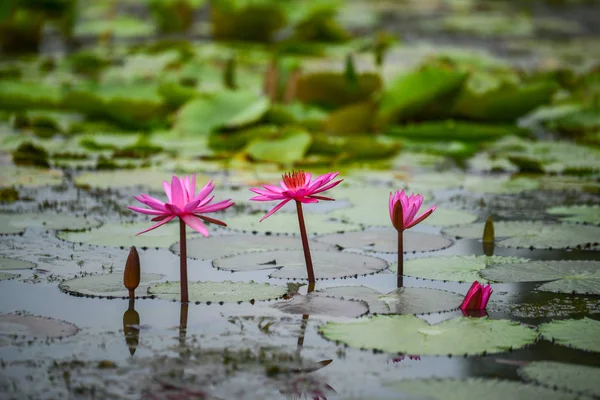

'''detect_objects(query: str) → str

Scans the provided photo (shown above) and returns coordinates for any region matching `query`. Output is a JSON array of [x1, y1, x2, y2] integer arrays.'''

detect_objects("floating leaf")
[[519, 361, 600, 398], [462, 175, 540, 194], [386, 121, 523, 142], [245, 127, 312, 164], [0, 166, 63, 187], [319, 316, 537, 355], [443, 221, 600, 250], [0, 213, 101, 235], [481, 260, 600, 295], [170, 235, 333, 260], [0, 81, 63, 110], [330, 206, 476, 228], [74, 16, 156, 38], [539, 318, 600, 352], [316, 286, 463, 315], [386, 378, 573, 400], [225, 213, 353, 235], [296, 73, 382, 110], [148, 281, 288, 303], [213, 250, 388, 280], [390, 255, 530, 283], [0, 272, 17, 281], [0, 314, 78, 339], [487, 291, 600, 320], [59, 273, 164, 298], [316, 228, 453, 253], [271, 295, 368, 318], [0, 256, 35, 270], [324, 101, 376, 135], [547, 205, 600, 225], [74, 170, 209, 191]]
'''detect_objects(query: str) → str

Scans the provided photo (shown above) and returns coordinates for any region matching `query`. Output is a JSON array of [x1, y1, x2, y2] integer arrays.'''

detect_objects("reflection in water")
[[122, 299, 140, 356], [391, 355, 421, 363], [461, 309, 489, 318], [483, 241, 495, 257], [179, 302, 189, 347]]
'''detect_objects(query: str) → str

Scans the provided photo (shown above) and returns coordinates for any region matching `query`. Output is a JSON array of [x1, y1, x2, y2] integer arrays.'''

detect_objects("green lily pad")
[[0, 166, 63, 187], [386, 121, 523, 142], [315, 228, 453, 253], [390, 255, 530, 283], [74, 16, 156, 38], [443, 221, 600, 250], [59, 273, 164, 298], [170, 234, 333, 260], [295, 72, 382, 109], [386, 378, 574, 400], [319, 316, 537, 355], [225, 213, 353, 235], [148, 281, 288, 303], [0, 272, 18, 281], [271, 295, 368, 318], [0, 256, 35, 270], [74, 170, 210, 191], [0, 81, 63, 110], [213, 250, 388, 280], [0, 213, 101, 235], [0, 314, 78, 339], [481, 260, 600, 295], [519, 361, 600, 398], [539, 318, 600, 352], [316, 286, 463, 315], [462, 175, 540, 194], [547, 205, 600, 225], [330, 206, 476, 228], [245, 127, 312, 165]]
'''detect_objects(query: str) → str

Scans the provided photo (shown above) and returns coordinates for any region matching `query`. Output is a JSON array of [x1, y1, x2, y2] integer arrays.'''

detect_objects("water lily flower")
[[129, 174, 233, 302], [250, 170, 342, 283], [389, 190, 436, 288], [460, 281, 493, 311]]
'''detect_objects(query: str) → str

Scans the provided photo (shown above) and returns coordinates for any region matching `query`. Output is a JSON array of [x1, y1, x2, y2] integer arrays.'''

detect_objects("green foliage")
[[12, 141, 49, 168], [148, 0, 204, 34], [308, 134, 399, 161], [245, 126, 312, 164], [296, 72, 382, 109], [386, 121, 528, 142], [0, 80, 63, 110], [210, 0, 286, 42]]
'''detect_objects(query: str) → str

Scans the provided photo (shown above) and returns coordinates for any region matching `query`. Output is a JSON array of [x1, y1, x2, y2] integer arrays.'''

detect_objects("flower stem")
[[397, 229, 404, 288], [179, 218, 189, 303], [295, 200, 315, 283], [179, 302, 189, 347]]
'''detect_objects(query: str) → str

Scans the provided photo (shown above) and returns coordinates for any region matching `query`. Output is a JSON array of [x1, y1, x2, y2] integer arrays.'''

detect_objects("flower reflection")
[[390, 355, 421, 363]]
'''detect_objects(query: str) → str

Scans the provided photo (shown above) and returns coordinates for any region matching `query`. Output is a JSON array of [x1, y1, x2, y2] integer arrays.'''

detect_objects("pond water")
[[1, 0, 600, 399]]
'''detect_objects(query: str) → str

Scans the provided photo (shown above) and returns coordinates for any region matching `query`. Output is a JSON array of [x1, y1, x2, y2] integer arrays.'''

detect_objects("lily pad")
[[0, 272, 17, 281], [213, 250, 388, 280], [316, 286, 463, 315], [481, 260, 600, 295], [319, 315, 537, 355], [519, 361, 600, 398], [170, 235, 333, 260], [386, 378, 575, 400], [0, 165, 63, 187], [547, 205, 600, 225], [0, 314, 78, 339], [148, 281, 288, 303], [74, 170, 210, 191], [443, 221, 600, 250], [74, 16, 156, 38], [0, 213, 101, 235], [315, 228, 453, 253], [0, 256, 35, 270], [271, 295, 368, 318], [390, 255, 530, 283], [225, 213, 353, 236], [462, 175, 540, 194], [59, 273, 164, 298], [539, 317, 600, 352], [330, 206, 477, 228], [245, 127, 312, 165]]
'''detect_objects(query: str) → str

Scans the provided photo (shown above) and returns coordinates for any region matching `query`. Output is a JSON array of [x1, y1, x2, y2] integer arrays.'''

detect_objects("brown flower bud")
[[123, 246, 140, 298]]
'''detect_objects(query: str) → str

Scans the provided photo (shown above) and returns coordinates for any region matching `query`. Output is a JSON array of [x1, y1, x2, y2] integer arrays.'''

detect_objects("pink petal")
[[460, 281, 483, 311], [190, 173, 197, 197], [250, 188, 286, 200], [310, 178, 343, 195], [260, 199, 291, 222], [128, 206, 166, 216], [297, 197, 319, 204], [184, 197, 202, 213], [165, 203, 183, 216], [195, 199, 234, 214], [308, 195, 335, 201], [480, 285, 493, 308], [261, 184, 285, 193], [163, 180, 172, 203], [181, 214, 209, 237], [250, 195, 279, 202], [135, 194, 167, 212], [192, 180, 214, 204], [135, 215, 175, 235], [404, 206, 436, 230], [404, 203, 418, 228], [170, 176, 185, 209], [303, 172, 312, 186]]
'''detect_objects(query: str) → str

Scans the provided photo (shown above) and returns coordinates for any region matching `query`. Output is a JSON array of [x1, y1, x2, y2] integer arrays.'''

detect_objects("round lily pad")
[[212, 250, 388, 280], [443, 221, 600, 250], [225, 213, 354, 235], [316, 286, 464, 315], [0, 256, 35, 270], [0, 314, 78, 339], [147, 281, 288, 303], [481, 260, 600, 295], [315, 228, 453, 253], [390, 255, 530, 283], [75, 170, 211, 191], [539, 317, 600, 352], [320, 315, 537, 355], [59, 273, 164, 298], [519, 361, 600, 398], [170, 235, 333, 260], [462, 175, 540, 194], [547, 205, 600, 225], [0, 166, 63, 187], [271, 295, 368, 318], [330, 206, 477, 228], [386, 378, 576, 400], [0, 272, 18, 281], [57, 221, 201, 249], [0, 213, 101, 235]]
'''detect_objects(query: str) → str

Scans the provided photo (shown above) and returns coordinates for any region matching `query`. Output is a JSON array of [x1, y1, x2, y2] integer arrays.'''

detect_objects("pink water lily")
[[250, 170, 343, 221], [460, 281, 493, 311], [129, 174, 234, 237], [389, 190, 436, 231]]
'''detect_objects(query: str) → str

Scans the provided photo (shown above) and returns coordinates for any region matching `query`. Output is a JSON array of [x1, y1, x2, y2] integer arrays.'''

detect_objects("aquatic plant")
[[250, 170, 342, 283], [389, 190, 436, 287], [128, 174, 234, 302]]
